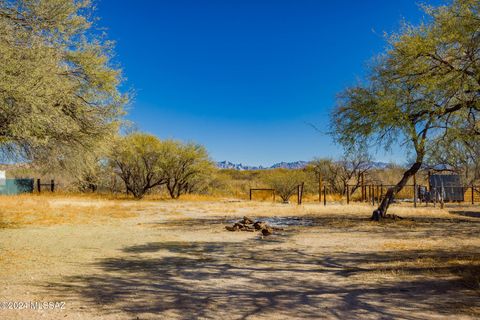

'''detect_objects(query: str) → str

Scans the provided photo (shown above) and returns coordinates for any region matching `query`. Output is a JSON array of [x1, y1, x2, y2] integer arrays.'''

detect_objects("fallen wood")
[[225, 217, 276, 236]]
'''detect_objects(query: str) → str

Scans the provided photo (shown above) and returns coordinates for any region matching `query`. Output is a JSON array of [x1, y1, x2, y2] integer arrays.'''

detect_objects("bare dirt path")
[[0, 196, 479, 319]]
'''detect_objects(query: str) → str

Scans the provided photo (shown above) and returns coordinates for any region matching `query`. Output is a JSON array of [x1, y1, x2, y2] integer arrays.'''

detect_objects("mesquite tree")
[[307, 148, 372, 196], [159, 141, 213, 199], [264, 169, 306, 203], [111, 133, 167, 199], [331, 0, 480, 220], [0, 0, 126, 170]]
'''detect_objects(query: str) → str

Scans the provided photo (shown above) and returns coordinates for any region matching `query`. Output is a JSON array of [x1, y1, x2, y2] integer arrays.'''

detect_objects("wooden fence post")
[[297, 185, 301, 205], [440, 185, 444, 209], [372, 187, 375, 206], [301, 182, 304, 204], [51, 179, 55, 192], [346, 185, 350, 204], [249, 189, 252, 200], [37, 179, 41, 193], [361, 173, 365, 201], [318, 174, 322, 203], [323, 186, 327, 206], [471, 186, 474, 204], [273, 190, 275, 203], [413, 174, 417, 208]]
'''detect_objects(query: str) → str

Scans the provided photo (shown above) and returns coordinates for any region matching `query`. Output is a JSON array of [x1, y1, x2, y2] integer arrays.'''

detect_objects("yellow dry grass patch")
[[0, 194, 140, 227]]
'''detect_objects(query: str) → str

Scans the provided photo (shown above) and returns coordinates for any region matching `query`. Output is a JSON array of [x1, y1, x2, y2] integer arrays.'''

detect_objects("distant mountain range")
[[215, 161, 266, 170], [216, 160, 390, 170]]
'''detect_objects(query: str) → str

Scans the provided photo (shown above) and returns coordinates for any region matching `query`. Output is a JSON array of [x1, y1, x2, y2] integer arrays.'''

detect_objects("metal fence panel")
[[0, 179, 34, 195], [429, 175, 464, 201]]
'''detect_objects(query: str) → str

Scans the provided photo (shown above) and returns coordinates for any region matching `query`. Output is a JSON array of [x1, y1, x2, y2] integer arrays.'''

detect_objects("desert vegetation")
[[331, 0, 480, 219], [1, 0, 480, 319]]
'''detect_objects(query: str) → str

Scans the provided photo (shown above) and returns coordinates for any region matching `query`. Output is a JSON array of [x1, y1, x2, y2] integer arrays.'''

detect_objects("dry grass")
[[0, 194, 140, 226], [1, 193, 478, 227]]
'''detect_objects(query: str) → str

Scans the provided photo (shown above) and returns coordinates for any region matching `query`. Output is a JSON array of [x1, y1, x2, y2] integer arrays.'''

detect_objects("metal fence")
[[345, 184, 480, 206]]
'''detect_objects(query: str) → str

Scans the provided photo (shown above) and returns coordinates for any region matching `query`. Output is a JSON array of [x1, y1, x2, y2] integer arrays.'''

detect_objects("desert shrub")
[[263, 169, 307, 203]]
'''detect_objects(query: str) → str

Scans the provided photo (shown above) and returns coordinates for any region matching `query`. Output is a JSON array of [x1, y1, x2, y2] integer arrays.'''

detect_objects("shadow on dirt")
[[450, 210, 480, 219], [43, 226, 480, 319]]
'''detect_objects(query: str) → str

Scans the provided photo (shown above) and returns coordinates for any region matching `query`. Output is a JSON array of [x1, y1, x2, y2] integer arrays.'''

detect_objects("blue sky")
[[96, 0, 442, 166]]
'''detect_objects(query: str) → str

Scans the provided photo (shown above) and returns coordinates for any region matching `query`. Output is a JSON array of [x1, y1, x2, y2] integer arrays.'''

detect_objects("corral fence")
[[250, 182, 480, 208], [250, 183, 306, 205], [36, 179, 56, 193], [345, 184, 480, 208]]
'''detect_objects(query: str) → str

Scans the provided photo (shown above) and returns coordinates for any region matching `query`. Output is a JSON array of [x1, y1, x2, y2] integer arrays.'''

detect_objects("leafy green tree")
[[264, 169, 306, 203], [111, 133, 167, 199], [331, 0, 480, 219], [0, 0, 126, 170], [159, 141, 214, 199]]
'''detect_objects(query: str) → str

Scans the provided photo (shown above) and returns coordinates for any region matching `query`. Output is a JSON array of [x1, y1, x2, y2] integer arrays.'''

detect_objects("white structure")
[[0, 170, 5, 186]]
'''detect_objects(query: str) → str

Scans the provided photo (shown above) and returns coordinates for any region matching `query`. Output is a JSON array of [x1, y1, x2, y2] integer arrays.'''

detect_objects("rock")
[[242, 216, 254, 224], [243, 226, 256, 232], [253, 221, 266, 230], [233, 222, 245, 229], [225, 218, 275, 236], [261, 227, 273, 236]]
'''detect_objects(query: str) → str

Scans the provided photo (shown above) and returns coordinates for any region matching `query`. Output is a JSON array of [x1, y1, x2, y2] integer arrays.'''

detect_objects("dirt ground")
[[0, 195, 479, 319]]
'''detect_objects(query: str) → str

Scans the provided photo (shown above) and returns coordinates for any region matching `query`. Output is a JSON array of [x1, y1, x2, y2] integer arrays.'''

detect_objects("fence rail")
[[36, 179, 55, 193]]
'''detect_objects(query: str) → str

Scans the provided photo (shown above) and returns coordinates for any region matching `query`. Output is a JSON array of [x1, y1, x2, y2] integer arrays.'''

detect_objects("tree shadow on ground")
[[449, 211, 480, 219], [43, 226, 480, 320]]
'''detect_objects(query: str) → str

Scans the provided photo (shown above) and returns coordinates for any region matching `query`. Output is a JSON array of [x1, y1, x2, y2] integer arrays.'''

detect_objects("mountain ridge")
[[216, 160, 390, 170]]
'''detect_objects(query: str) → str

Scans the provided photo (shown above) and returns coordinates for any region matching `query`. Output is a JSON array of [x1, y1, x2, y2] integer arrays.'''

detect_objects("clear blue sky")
[[96, 0, 443, 166]]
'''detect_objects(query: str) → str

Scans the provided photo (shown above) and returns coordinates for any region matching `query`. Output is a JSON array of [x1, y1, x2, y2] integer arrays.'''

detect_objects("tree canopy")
[[0, 0, 126, 169], [159, 141, 213, 199], [331, 0, 480, 218], [111, 133, 167, 199], [111, 133, 213, 199], [264, 169, 306, 203]]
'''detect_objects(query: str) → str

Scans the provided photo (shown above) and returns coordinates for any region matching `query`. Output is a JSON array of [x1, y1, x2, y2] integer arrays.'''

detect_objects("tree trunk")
[[372, 161, 422, 221], [167, 181, 177, 199]]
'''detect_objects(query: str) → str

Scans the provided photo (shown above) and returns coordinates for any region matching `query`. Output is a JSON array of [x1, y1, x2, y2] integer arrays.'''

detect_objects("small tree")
[[111, 133, 166, 199], [307, 147, 372, 196], [159, 141, 213, 199], [307, 158, 344, 194], [264, 169, 306, 203], [337, 147, 373, 196]]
